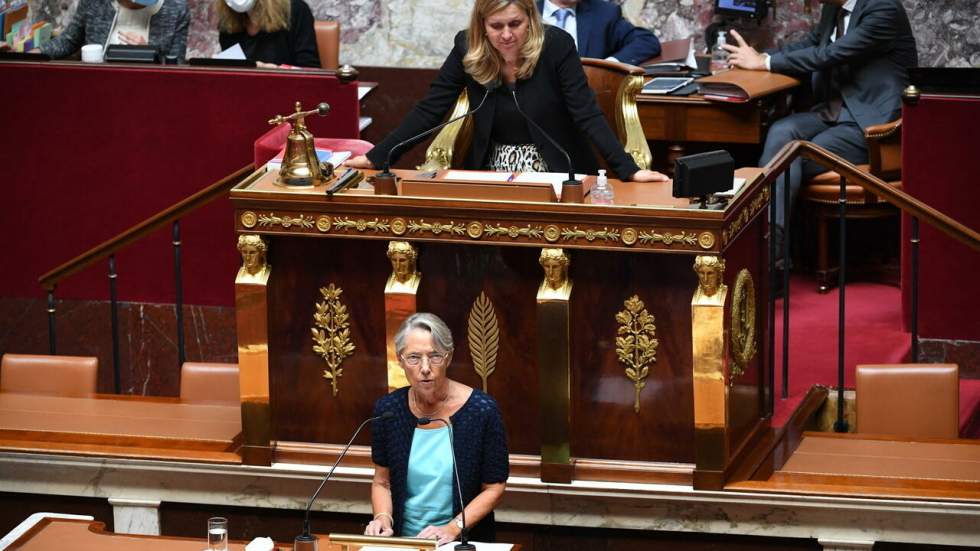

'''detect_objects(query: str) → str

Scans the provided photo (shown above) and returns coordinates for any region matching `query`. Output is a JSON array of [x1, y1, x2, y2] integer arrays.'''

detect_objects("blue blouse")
[[402, 426, 454, 536], [371, 387, 509, 541]]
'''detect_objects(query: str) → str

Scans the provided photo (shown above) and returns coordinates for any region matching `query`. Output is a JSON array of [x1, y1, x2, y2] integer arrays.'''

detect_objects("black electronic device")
[[714, 0, 767, 19], [418, 417, 475, 551], [672, 150, 734, 208], [104, 44, 160, 64], [0, 51, 51, 61], [188, 57, 257, 68]]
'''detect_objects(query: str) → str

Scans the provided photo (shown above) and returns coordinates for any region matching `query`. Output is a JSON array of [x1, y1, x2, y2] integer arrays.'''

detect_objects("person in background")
[[537, 0, 661, 66], [215, 0, 320, 68], [364, 313, 508, 545], [723, 0, 916, 270], [38, 0, 189, 61], [345, 0, 668, 183]]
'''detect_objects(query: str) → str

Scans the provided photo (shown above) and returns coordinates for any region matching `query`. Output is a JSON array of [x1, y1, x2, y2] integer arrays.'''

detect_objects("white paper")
[[715, 177, 747, 198], [513, 171, 587, 198], [437, 543, 513, 551], [358, 84, 373, 101], [244, 536, 275, 551], [443, 170, 513, 182], [359, 116, 373, 131], [214, 43, 246, 60], [685, 40, 698, 69]]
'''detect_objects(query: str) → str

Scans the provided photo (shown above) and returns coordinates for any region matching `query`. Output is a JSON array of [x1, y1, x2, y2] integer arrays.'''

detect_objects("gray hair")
[[394, 312, 454, 356]]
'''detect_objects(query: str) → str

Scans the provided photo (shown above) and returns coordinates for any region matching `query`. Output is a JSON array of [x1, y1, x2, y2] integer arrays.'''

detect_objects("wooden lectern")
[[229, 168, 772, 490]]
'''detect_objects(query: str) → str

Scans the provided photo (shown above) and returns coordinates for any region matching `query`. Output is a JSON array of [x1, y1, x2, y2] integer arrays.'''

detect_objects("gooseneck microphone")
[[507, 84, 579, 187], [417, 417, 475, 551], [378, 81, 500, 177], [295, 410, 394, 546]]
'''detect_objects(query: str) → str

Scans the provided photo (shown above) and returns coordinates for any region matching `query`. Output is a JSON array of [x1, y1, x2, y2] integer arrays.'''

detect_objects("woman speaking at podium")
[[345, 0, 668, 182], [364, 313, 508, 545]]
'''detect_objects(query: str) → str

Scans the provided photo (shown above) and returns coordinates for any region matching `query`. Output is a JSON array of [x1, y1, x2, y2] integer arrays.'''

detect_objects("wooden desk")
[[0, 392, 242, 462]]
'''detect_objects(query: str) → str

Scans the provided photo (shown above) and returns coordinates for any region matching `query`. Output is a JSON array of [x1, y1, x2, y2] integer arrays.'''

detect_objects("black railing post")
[[834, 176, 849, 433], [767, 175, 778, 415], [47, 291, 57, 354], [781, 166, 791, 400], [173, 221, 186, 367], [108, 255, 122, 394], [910, 217, 920, 362]]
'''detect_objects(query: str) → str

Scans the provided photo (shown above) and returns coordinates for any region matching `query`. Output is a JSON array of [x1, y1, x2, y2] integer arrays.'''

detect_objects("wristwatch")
[[455, 517, 464, 530]]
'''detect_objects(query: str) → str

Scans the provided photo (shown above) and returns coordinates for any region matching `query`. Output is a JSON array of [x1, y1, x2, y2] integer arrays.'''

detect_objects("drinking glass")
[[208, 517, 228, 551]]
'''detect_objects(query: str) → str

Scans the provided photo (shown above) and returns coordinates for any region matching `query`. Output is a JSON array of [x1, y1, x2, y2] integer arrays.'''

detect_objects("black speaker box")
[[104, 44, 160, 64], [672, 150, 734, 198]]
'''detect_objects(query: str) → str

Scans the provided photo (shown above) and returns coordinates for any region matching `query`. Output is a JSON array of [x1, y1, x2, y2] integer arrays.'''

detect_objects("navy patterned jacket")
[[371, 386, 509, 541]]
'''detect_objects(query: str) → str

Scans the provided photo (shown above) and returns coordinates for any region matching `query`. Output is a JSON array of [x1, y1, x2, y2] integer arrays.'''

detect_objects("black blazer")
[[768, 0, 917, 129], [366, 26, 640, 180]]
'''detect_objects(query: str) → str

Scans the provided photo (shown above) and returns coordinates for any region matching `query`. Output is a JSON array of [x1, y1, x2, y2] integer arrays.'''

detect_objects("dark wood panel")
[[357, 66, 441, 171], [569, 250, 696, 463], [160, 502, 365, 543], [0, 492, 114, 537]]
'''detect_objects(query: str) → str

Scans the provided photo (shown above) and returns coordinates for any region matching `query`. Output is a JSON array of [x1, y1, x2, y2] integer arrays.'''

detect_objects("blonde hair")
[[463, 0, 545, 86], [215, 0, 291, 34]]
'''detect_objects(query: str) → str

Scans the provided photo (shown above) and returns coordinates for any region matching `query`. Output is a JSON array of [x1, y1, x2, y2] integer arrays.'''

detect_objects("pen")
[[506, 173, 516, 182]]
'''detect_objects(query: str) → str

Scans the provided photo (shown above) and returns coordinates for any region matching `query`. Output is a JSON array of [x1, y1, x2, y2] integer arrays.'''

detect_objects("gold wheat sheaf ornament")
[[615, 295, 659, 413], [311, 284, 356, 397], [467, 292, 500, 392]]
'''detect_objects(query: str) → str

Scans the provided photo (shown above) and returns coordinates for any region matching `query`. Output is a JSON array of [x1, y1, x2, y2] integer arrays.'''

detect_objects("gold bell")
[[268, 101, 333, 186]]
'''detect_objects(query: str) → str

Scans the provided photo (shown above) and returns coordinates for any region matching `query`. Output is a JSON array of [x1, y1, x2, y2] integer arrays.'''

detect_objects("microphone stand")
[[418, 417, 475, 551], [295, 411, 392, 550], [373, 84, 497, 195], [507, 86, 582, 202]]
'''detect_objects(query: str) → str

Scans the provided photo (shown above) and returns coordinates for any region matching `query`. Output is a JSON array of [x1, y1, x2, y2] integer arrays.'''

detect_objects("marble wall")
[[26, 0, 980, 68]]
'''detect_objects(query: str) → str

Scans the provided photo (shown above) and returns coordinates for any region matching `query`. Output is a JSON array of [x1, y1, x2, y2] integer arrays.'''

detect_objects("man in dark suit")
[[537, 0, 661, 66], [724, 0, 917, 265]]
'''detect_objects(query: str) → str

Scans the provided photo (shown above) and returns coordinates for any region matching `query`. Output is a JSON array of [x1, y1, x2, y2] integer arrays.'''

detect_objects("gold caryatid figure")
[[236, 234, 270, 283], [693, 255, 727, 304], [537, 248, 572, 301], [385, 241, 421, 293]]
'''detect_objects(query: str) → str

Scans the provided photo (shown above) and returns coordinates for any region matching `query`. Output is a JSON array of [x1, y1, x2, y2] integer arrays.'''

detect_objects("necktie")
[[835, 8, 848, 41], [554, 8, 573, 29]]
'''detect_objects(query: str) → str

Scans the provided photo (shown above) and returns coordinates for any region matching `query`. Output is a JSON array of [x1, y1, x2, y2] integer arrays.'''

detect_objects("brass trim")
[[691, 255, 729, 471], [467, 291, 500, 392], [638, 229, 698, 246], [408, 219, 466, 236], [698, 232, 716, 249], [311, 284, 356, 397], [466, 221, 484, 239], [241, 211, 257, 228], [330, 533, 436, 551], [621, 227, 638, 246], [561, 226, 620, 242], [315, 215, 331, 232], [618, 74, 654, 170], [257, 212, 315, 229], [615, 295, 659, 413], [544, 224, 561, 243], [384, 242, 419, 392], [419, 89, 471, 172], [902, 84, 920, 105], [484, 223, 544, 240], [722, 186, 770, 246], [729, 268, 757, 386], [334, 216, 392, 233], [235, 235, 271, 466], [391, 217, 408, 235]]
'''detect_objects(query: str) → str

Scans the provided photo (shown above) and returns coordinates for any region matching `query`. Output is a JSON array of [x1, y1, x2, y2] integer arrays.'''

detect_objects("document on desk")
[[715, 177, 747, 198], [513, 172, 587, 198], [443, 170, 513, 182], [214, 43, 246, 60], [359, 544, 511, 551]]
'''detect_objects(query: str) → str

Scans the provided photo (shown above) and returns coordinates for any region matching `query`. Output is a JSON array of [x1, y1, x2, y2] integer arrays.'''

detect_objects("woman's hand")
[[630, 169, 671, 183], [415, 523, 459, 546], [117, 31, 147, 46], [343, 155, 375, 169], [364, 516, 394, 537]]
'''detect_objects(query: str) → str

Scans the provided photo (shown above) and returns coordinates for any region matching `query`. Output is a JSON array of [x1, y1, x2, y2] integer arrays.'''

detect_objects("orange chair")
[[0, 353, 98, 396], [314, 20, 340, 70], [179, 362, 240, 405], [856, 363, 959, 439]]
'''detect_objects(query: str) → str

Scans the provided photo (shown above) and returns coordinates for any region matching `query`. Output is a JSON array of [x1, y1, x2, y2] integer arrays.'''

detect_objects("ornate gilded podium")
[[229, 168, 771, 489]]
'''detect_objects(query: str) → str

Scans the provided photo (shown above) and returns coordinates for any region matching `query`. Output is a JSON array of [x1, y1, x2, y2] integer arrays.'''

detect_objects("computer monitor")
[[715, 0, 764, 18]]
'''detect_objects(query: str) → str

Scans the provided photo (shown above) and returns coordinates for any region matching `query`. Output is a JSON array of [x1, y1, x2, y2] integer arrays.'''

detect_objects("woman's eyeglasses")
[[400, 352, 448, 367]]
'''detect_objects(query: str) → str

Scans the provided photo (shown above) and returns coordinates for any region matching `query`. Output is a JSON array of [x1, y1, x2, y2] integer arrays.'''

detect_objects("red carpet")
[[771, 274, 980, 435]]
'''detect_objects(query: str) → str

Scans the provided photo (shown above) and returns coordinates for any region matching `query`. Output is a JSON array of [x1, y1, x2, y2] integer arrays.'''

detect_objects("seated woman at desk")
[[215, 0, 319, 68], [38, 0, 190, 61], [344, 0, 668, 182], [365, 313, 508, 545]]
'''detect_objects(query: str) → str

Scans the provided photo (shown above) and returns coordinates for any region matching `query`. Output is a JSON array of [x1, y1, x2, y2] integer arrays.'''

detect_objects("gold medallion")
[[241, 211, 257, 229]]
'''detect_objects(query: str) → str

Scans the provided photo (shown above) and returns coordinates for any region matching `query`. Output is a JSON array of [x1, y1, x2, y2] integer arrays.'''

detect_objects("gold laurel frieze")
[[483, 223, 544, 240], [729, 269, 758, 386], [311, 283, 356, 397], [637, 230, 698, 246], [407, 219, 466, 236], [615, 295, 659, 414], [467, 292, 500, 392], [722, 186, 770, 246], [333, 217, 392, 233], [561, 226, 620, 242], [257, 212, 315, 229]]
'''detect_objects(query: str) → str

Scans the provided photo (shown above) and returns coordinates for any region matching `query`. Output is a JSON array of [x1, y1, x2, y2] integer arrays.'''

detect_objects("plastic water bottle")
[[591, 169, 614, 205], [710, 31, 729, 74]]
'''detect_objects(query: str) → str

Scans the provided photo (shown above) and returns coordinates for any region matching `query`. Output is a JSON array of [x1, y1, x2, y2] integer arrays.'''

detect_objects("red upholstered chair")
[[856, 363, 960, 439], [314, 20, 340, 70], [253, 124, 374, 168], [801, 119, 902, 292], [0, 353, 98, 396], [179, 362, 240, 405]]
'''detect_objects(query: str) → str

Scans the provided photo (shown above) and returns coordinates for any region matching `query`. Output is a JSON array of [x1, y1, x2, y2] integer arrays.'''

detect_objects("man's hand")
[[722, 30, 767, 71]]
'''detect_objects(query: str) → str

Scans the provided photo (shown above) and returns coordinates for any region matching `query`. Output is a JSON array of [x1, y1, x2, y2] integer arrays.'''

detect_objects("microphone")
[[378, 81, 500, 177], [417, 417, 475, 551], [295, 410, 394, 548], [507, 84, 579, 188]]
